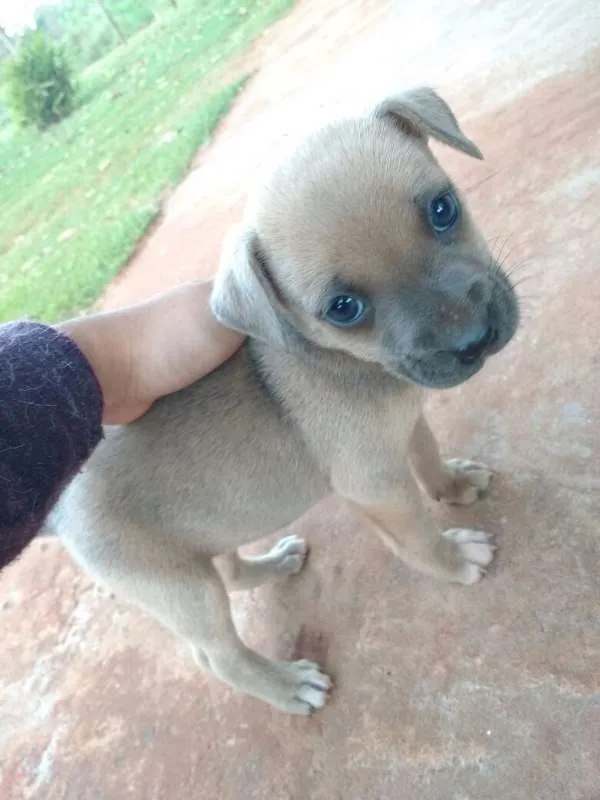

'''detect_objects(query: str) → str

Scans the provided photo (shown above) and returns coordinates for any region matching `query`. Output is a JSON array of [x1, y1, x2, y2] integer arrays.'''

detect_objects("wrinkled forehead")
[[255, 119, 454, 301]]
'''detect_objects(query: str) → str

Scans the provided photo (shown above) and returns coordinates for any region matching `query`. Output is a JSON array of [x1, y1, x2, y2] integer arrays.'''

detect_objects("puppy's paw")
[[267, 534, 309, 577], [442, 528, 496, 585], [271, 659, 332, 715], [438, 459, 493, 505]]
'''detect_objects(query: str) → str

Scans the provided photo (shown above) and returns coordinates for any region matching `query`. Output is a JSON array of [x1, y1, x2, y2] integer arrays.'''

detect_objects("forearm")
[[0, 280, 243, 568], [0, 321, 103, 568], [58, 281, 243, 424]]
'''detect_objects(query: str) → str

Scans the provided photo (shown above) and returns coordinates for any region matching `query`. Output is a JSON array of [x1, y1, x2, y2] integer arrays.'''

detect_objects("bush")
[[4, 31, 76, 130]]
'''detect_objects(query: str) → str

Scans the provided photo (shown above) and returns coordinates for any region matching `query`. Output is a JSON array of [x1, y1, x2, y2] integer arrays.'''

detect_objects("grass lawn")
[[0, 0, 294, 323]]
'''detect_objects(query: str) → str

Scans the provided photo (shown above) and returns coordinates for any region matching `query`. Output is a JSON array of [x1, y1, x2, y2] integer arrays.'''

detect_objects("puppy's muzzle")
[[450, 319, 498, 366]]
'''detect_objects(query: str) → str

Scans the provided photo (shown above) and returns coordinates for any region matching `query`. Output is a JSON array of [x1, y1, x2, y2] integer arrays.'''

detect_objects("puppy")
[[54, 88, 519, 715]]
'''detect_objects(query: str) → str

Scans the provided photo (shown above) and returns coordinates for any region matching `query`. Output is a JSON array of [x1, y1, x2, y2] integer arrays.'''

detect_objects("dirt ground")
[[2, 1, 600, 798]]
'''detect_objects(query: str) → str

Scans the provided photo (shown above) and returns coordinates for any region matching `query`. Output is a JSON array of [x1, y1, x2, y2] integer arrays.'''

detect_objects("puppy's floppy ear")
[[211, 227, 289, 347], [374, 87, 483, 160]]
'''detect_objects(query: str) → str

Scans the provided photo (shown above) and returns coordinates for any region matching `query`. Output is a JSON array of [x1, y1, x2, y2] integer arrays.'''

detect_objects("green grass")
[[0, 0, 295, 323]]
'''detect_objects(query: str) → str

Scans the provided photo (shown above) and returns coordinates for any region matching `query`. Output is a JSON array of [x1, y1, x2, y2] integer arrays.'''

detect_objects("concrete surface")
[[2, 1, 600, 798]]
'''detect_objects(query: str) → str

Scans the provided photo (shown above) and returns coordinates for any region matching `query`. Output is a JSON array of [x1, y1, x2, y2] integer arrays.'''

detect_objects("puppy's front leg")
[[337, 471, 495, 585], [409, 414, 492, 505]]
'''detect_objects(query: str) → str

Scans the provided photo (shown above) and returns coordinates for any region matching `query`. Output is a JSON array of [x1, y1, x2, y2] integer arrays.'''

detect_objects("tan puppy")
[[54, 89, 519, 715]]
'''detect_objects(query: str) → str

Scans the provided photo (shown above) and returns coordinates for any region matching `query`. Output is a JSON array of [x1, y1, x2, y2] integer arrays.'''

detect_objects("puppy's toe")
[[440, 459, 493, 505], [274, 659, 332, 715], [269, 534, 309, 576], [443, 529, 496, 585]]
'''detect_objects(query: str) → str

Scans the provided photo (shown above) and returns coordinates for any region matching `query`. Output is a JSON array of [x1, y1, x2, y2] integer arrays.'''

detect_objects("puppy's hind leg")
[[68, 531, 330, 715], [215, 534, 309, 591]]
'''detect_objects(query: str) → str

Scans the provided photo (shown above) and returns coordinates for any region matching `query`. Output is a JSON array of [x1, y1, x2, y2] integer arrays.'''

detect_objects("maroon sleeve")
[[0, 322, 104, 568]]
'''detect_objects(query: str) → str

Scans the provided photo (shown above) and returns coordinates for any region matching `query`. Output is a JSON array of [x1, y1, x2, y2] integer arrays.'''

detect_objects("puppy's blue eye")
[[429, 191, 459, 233], [324, 294, 367, 327]]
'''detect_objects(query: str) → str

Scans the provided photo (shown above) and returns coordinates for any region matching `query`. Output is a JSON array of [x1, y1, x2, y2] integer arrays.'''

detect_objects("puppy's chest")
[[259, 346, 423, 462]]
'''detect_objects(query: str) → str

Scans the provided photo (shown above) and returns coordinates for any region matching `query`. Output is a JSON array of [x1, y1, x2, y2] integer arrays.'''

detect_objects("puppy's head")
[[212, 88, 519, 389]]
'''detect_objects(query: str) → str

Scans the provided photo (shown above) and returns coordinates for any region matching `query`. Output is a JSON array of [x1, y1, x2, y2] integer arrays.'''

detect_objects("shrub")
[[4, 31, 76, 130]]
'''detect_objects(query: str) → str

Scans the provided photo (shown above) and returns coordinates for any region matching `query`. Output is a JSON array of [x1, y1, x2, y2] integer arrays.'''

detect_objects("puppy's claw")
[[267, 534, 309, 577], [440, 459, 493, 505], [273, 659, 332, 715], [443, 528, 496, 585]]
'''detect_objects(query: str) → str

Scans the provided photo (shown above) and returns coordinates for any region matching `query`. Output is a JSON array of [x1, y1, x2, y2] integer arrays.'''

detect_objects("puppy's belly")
[[59, 348, 329, 557]]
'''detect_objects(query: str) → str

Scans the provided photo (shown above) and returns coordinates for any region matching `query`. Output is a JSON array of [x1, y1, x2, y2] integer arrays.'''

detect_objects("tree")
[[94, 0, 127, 44], [0, 24, 16, 55], [35, 5, 66, 39], [4, 30, 76, 129]]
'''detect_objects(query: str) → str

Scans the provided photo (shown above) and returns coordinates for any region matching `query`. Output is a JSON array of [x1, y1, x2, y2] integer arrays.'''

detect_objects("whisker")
[[464, 170, 499, 194], [505, 266, 540, 283], [511, 276, 537, 289], [513, 292, 543, 301], [491, 236, 511, 265], [490, 233, 537, 271], [505, 264, 534, 277]]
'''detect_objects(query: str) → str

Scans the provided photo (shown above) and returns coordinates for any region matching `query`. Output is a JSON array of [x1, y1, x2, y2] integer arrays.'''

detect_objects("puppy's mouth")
[[390, 269, 519, 390]]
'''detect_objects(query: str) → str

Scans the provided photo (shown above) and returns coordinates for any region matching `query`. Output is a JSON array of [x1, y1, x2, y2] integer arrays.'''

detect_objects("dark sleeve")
[[0, 322, 104, 568]]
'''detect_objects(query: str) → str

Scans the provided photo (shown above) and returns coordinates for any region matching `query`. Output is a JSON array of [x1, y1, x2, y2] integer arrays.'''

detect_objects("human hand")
[[59, 281, 244, 424]]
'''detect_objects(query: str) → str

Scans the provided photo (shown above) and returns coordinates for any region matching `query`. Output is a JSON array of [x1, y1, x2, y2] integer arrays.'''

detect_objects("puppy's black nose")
[[452, 325, 497, 365]]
